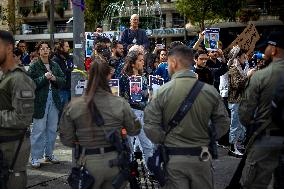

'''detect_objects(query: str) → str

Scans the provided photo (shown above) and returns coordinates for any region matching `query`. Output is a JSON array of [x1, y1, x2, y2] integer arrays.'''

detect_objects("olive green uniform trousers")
[[0, 136, 30, 189], [163, 155, 214, 189], [241, 136, 283, 189], [82, 151, 123, 189]]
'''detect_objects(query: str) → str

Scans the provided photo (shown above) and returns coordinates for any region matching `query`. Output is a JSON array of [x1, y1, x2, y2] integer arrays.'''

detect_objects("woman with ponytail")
[[59, 58, 141, 189]]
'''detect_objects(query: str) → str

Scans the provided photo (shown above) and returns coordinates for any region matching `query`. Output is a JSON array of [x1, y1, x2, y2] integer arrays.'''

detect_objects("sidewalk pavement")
[[26, 137, 243, 189]]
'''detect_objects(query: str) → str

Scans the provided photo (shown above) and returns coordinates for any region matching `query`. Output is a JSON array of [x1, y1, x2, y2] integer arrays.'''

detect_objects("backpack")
[[271, 75, 284, 129]]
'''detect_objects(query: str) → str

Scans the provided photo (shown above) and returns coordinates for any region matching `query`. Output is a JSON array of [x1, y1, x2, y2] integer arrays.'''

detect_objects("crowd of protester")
[[4, 14, 283, 188]]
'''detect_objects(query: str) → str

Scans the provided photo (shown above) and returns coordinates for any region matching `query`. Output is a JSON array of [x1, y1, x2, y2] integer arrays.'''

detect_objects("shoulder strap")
[[165, 80, 205, 136], [9, 129, 27, 172]]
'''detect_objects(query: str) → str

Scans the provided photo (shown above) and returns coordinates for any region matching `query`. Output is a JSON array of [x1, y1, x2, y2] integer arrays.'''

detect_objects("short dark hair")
[[168, 41, 185, 51], [168, 46, 194, 67], [0, 30, 14, 46], [54, 39, 67, 54], [96, 25, 103, 29], [18, 40, 26, 44], [13, 48, 23, 57], [111, 40, 123, 49], [194, 50, 208, 59]]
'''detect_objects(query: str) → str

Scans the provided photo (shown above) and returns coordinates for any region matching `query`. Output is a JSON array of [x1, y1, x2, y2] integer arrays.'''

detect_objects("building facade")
[[13, 0, 284, 47], [0, 0, 10, 31]]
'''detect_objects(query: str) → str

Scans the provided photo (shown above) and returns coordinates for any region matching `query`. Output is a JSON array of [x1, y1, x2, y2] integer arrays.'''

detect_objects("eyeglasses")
[[19, 46, 26, 48], [40, 47, 50, 51]]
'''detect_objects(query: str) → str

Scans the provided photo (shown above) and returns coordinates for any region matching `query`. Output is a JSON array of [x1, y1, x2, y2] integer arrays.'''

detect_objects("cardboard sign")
[[129, 76, 143, 102], [227, 23, 260, 56], [204, 28, 220, 50], [109, 79, 120, 96]]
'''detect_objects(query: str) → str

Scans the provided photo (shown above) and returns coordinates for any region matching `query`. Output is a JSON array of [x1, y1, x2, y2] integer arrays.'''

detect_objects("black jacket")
[[51, 53, 73, 90], [205, 59, 228, 91], [195, 63, 228, 87]]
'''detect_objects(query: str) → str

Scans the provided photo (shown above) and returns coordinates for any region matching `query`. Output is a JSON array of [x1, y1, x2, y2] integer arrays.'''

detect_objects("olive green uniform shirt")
[[0, 65, 35, 177], [59, 89, 141, 148], [239, 59, 284, 133], [144, 69, 230, 147], [0, 66, 35, 137]]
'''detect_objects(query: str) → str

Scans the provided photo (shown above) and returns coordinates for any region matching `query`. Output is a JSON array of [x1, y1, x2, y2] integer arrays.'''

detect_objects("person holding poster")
[[120, 50, 153, 166]]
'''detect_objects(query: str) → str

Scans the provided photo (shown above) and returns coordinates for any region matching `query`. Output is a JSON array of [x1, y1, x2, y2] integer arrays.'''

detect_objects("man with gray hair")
[[120, 14, 150, 50]]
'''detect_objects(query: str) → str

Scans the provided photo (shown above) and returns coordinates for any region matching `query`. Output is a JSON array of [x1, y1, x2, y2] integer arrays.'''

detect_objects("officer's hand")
[[45, 72, 53, 80]]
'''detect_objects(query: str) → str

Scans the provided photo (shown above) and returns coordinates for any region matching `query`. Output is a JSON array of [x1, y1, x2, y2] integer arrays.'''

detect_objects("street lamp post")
[[50, 0, 55, 48]]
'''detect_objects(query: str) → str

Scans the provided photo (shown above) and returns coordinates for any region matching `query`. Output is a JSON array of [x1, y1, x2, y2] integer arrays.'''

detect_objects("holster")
[[147, 145, 169, 187]]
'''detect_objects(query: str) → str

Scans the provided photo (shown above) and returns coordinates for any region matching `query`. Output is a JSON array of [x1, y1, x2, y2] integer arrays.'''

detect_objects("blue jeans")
[[228, 103, 246, 144], [30, 91, 59, 159], [59, 90, 71, 107], [58, 90, 71, 120], [128, 109, 154, 163]]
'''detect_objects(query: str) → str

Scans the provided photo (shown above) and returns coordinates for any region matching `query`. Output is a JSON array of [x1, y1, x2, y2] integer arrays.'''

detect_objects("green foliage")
[[32, 5, 42, 15], [85, 0, 118, 31], [20, 7, 31, 17], [175, 0, 245, 30], [56, 5, 65, 18], [220, 0, 246, 21]]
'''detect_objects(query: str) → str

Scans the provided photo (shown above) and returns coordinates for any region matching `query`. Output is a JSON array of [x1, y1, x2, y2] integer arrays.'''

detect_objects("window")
[[172, 13, 185, 28]]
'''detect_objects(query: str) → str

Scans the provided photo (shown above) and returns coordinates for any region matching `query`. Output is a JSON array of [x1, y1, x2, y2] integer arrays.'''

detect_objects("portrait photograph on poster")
[[204, 28, 220, 50], [129, 76, 143, 102]]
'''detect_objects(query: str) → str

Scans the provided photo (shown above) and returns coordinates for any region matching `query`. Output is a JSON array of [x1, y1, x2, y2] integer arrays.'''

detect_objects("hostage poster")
[[129, 76, 143, 102], [204, 28, 220, 50], [148, 75, 164, 96], [109, 79, 120, 96]]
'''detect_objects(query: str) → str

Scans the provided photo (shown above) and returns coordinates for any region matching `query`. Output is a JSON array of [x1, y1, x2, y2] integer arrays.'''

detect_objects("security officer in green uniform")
[[59, 58, 141, 189], [239, 32, 284, 189], [0, 30, 35, 188], [144, 46, 230, 189]]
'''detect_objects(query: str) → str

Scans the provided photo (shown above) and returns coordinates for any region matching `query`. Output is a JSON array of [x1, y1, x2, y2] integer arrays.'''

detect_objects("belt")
[[81, 146, 116, 155], [166, 147, 202, 156]]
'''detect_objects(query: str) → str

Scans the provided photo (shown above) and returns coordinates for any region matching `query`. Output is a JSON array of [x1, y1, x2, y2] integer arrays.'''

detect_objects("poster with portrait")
[[129, 76, 143, 102], [109, 79, 120, 96], [204, 28, 220, 50], [74, 79, 88, 95], [85, 32, 94, 58], [85, 31, 120, 58], [149, 75, 164, 96]]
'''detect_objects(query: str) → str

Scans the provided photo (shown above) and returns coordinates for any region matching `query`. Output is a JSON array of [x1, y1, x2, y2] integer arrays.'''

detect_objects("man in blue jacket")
[[120, 14, 150, 50]]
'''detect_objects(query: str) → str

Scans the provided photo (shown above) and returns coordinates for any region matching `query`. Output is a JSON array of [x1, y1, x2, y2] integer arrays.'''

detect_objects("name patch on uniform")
[[21, 90, 33, 98]]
